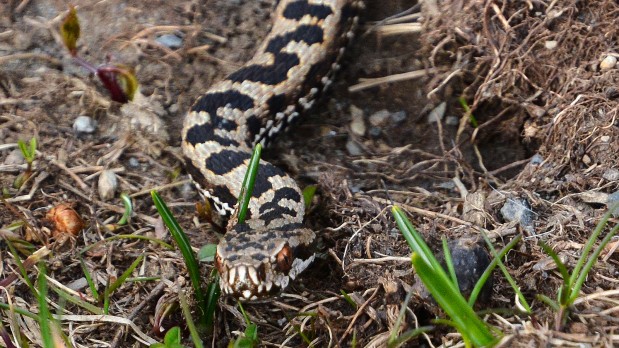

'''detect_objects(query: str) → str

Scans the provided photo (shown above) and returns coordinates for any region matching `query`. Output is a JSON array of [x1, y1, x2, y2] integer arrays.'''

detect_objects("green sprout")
[[392, 206, 498, 347], [537, 202, 619, 330], [14, 137, 37, 188]]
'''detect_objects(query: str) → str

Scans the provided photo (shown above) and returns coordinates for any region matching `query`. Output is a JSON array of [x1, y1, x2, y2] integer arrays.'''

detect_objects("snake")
[[181, 0, 360, 300]]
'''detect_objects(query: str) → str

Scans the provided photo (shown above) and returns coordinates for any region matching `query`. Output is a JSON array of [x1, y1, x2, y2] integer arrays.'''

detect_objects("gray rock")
[[128, 157, 140, 169], [156, 34, 183, 49], [346, 139, 363, 156], [500, 197, 536, 234], [608, 191, 619, 217], [368, 126, 381, 138], [369, 109, 390, 126], [530, 154, 544, 165], [603, 168, 619, 182], [4, 149, 25, 165], [390, 110, 407, 124], [445, 116, 459, 126]]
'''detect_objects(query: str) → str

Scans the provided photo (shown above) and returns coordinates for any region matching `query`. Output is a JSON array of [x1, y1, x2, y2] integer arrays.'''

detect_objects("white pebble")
[[600, 55, 617, 70], [73, 115, 97, 134], [98, 170, 118, 201], [427, 102, 446, 123], [544, 40, 558, 50], [349, 105, 366, 136]]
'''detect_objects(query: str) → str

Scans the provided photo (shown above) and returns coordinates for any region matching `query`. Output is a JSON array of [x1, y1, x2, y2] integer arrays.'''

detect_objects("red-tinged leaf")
[[96, 65, 138, 103], [115, 66, 138, 102], [60, 6, 80, 55]]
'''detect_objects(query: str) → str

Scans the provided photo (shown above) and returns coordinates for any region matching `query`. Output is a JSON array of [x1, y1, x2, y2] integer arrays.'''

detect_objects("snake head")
[[215, 223, 316, 300]]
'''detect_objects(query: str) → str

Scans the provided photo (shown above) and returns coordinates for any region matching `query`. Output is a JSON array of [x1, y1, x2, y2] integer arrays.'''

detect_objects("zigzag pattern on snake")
[[182, 0, 360, 300]]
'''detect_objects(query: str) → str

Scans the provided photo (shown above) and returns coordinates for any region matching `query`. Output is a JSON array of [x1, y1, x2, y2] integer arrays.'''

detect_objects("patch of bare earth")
[[1, 0, 618, 346]]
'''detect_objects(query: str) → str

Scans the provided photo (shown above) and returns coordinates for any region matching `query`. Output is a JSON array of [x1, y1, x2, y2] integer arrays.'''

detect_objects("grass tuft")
[[391, 206, 498, 347]]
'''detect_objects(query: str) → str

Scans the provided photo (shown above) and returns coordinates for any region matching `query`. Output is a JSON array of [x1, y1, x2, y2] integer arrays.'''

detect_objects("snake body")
[[182, 0, 359, 300]]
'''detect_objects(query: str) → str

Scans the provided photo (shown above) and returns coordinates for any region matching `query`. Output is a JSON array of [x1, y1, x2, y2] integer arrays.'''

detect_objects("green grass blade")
[[340, 290, 358, 309], [79, 234, 173, 255], [49, 281, 103, 314], [538, 241, 571, 304], [413, 254, 496, 346], [237, 144, 262, 224], [203, 270, 220, 328], [569, 223, 619, 303], [106, 255, 144, 297], [151, 190, 206, 318], [568, 204, 616, 287], [536, 294, 560, 311], [412, 253, 497, 346], [469, 235, 521, 307], [480, 232, 531, 313], [117, 193, 133, 225], [442, 238, 458, 288], [36, 264, 54, 348], [302, 185, 317, 211], [388, 326, 434, 348], [179, 290, 204, 348], [5, 240, 35, 292], [391, 206, 443, 273], [80, 258, 100, 300]]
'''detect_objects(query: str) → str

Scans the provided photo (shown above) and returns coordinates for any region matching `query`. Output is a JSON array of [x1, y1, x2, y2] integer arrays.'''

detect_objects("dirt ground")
[[1, 0, 619, 347]]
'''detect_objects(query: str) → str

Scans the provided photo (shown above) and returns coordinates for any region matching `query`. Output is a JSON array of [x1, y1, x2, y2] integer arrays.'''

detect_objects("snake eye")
[[275, 244, 293, 274]]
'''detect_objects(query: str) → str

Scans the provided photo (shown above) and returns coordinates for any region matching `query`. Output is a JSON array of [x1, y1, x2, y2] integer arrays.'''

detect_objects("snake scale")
[[182, 0, 360, 300]]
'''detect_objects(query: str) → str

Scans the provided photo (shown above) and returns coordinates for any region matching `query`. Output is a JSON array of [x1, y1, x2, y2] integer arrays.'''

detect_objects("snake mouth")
[[218, 264, 281, 301]]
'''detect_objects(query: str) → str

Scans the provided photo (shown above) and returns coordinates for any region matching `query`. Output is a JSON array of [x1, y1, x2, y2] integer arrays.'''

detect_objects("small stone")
[[128, 157, 140, 169], [544, 40, 558, 50], [582, 154, 591, 165], [500, 198, 536, 234], [98, 170, 118, 201], [427, 102, 446, 123], [156, 34, 183, 49], [603, 169, 619, 182], [349, 105, 366, 136], [390, 110, 407, 124], [530, 154, 544, 165], [346, 138, 363, 156], [608, 191, 619, 217], [600, 135, 610, 142], [369, 109, 390, 126], [4, 149, 25, 165], [445, 116, 459, 126], [600, 55, 617, 70], [73, 116, 97, 134], [368, 126, 381, 138]]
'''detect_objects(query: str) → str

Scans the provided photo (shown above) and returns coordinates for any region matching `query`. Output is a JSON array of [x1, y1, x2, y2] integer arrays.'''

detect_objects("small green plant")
[[150, 327, 188, 348], [302, 185, 317, 211], [14, 137, 37, 188], [459, 97, 478, 128], [60, 6, 137, 103], [537, 203, 619, 330], [151, 190, 219, 331], [391, 206, 499, 347], [228, 302, 259, 348]]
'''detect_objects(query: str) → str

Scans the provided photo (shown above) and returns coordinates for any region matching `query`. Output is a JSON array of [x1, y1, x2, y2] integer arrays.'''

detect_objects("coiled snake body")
[[182, 0, 359, 300]]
